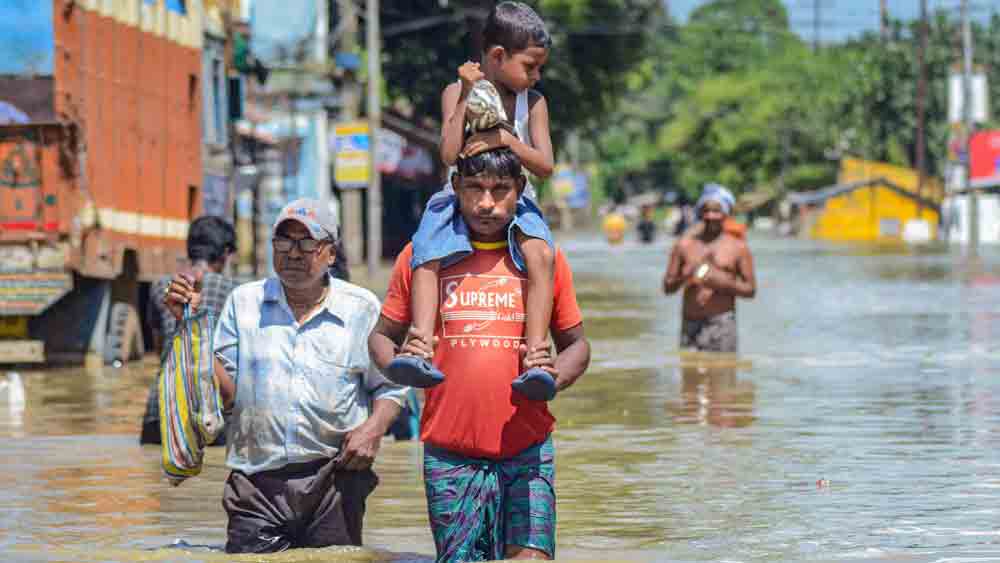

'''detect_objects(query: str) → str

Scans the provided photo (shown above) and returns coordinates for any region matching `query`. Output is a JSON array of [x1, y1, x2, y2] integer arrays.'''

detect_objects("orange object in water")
[[602, 213, 627, 245], [724, 218, 746, 240]]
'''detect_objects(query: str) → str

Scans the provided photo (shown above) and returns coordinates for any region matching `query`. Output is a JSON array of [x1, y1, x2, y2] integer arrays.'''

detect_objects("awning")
[[735, 188, 777, 213]]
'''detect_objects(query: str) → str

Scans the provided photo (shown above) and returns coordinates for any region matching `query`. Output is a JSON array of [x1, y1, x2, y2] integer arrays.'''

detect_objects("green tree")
[[658, 44, 844, 199], [835, 10, 996, 177], [587, 0, 814, 201], [378, 0, 663, 149], [679, 0, 794, 78], [590, 1, 1000, 204]]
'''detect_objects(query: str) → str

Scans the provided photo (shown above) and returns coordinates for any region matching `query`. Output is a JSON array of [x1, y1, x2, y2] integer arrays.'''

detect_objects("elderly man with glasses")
[[164, 198, 408, 554]]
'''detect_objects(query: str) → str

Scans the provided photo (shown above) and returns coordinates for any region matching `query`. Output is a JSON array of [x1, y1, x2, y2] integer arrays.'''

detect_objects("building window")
[[201, 37, 228, 146]]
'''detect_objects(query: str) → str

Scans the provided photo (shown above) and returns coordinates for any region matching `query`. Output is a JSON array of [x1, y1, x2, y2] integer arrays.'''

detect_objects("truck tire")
[[105, 302, 144, 367]]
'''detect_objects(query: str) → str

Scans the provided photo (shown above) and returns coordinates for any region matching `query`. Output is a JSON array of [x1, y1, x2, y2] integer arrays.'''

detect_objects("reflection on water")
[[2, 234, 1000, 562], [672, 363, 756, 428]]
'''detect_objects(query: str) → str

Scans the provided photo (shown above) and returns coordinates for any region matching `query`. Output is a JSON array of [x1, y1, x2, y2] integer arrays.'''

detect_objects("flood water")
[[1, 232, 999, 562]]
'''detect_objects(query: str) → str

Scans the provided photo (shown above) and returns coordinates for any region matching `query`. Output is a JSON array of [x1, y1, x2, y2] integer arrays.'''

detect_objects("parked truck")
[[0, 1, 205, 364]]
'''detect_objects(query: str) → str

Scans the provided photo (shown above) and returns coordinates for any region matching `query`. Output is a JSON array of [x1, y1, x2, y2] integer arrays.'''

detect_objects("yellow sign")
[[552, 164, 575, 198], [0, 317, 27, 338], [333, 122, 370, 188]]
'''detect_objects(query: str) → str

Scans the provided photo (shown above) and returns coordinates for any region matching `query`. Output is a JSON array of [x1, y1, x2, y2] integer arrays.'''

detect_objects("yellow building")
[[787, 159, 942, 242]]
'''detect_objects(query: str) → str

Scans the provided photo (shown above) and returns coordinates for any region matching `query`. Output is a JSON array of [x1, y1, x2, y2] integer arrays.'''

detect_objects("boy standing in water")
[[384, 1, 558, 400], [663, 185, 757, 352]]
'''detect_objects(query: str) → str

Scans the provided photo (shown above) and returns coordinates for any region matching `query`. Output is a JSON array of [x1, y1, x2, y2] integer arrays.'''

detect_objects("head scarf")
[[695, 183, 735, 216]]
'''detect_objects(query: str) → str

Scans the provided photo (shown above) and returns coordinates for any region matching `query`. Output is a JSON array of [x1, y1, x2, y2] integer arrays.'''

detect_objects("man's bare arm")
[[663, 242, 687, 294], [551, 323, 590, 392], [736, 244, 757, 298], [368, 315, 408, 371]]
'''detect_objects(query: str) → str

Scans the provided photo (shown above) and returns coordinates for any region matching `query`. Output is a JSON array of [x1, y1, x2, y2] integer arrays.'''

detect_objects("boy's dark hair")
[[482, 1, 552, 53], [455, 147, 524, 179], [187, 215, 236, 263]]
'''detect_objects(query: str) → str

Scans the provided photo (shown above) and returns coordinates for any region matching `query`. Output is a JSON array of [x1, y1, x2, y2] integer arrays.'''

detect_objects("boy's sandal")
[[385, 356, 445, 388], [511, 368, 557, 401]]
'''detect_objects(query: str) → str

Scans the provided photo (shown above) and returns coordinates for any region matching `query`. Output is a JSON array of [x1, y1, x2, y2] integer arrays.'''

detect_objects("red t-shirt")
[[381, 242, 583, 459]]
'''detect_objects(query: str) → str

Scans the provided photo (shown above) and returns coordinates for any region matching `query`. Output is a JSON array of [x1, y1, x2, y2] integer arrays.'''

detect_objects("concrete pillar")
[[257, 147, 283, 275], [336, 0, 365, 269]]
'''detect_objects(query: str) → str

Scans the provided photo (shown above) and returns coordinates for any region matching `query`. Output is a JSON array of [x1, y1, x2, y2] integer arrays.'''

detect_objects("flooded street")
[[1, 233, 999, 562]]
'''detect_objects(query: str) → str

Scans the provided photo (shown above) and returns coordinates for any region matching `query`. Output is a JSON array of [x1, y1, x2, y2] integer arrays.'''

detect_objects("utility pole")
[[962, 0, 978, 253], [879, 0, 889, 41], [366, 0, 382, 275], [337, 0, 364, 270], [915, 0, 927, 216], [779, 125, 789, 193], [812, 0, 820, 51]]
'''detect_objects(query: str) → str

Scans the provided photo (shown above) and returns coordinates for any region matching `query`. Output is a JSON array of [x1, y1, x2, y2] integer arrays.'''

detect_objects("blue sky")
[[0, 2, 53, 74], [1, 0, 994, 75], [668, 0, 997, 43]]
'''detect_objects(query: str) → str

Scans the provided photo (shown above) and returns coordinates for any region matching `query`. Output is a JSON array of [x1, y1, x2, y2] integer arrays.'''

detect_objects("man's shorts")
[[222, 457, 378, 554], [423, 436, 556, 563], [681, 310, 738, 353]]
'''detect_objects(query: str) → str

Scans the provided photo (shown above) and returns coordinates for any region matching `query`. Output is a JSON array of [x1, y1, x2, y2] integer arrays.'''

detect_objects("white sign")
[[949, 73, 988, 124], [377, 128, 405, 175]]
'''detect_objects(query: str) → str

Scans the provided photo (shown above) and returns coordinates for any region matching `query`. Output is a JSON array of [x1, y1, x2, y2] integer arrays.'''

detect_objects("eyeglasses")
[[272, 236, 328, 254]]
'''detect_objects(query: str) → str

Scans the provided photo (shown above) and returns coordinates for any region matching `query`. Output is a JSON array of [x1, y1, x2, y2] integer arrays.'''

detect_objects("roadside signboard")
[[970, 130, 1000, 188], [332, 121, 370, 188]]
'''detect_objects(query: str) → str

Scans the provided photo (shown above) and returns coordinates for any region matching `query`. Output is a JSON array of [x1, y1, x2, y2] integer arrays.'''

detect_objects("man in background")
[[140, 216, 237, 444], [662, 185, 756, 353]]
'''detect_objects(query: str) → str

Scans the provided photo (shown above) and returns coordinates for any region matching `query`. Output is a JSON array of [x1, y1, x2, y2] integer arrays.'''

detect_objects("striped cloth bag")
[[158, 304, 225, 486]]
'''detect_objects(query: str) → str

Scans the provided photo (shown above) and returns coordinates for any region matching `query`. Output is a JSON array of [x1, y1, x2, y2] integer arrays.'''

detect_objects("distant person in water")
[[680, 184, 747, 241], [662, 185, 756, 353]]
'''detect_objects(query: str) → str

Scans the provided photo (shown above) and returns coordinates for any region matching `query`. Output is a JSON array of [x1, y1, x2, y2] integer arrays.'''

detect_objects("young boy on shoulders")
[[384, 1, 558, 400]]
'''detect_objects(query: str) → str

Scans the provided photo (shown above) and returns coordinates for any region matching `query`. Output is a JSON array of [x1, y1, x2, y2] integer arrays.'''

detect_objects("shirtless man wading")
[[662, 184, 756, 353]]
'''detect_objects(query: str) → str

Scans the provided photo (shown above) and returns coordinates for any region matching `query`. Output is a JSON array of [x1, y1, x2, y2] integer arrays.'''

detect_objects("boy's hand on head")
[[461, 129, 508, 158], [458, 61, 485, 94]]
